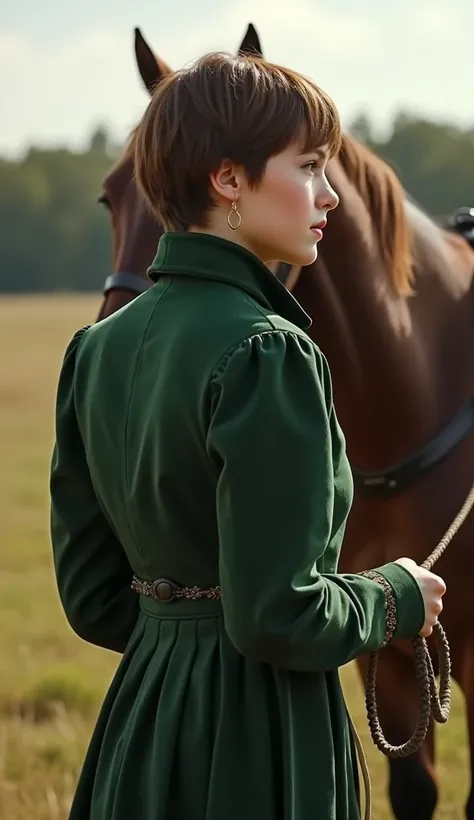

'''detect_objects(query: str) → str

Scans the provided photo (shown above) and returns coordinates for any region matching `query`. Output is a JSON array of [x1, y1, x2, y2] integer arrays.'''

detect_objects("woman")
[[49, 52, 446, 819]]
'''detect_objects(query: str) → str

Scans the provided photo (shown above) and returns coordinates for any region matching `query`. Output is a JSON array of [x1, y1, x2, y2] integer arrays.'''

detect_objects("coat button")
[[152, 579, 176, 601]]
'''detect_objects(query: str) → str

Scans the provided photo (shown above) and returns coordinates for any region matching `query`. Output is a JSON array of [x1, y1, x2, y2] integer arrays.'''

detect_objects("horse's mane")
[[338, 133, 414, 296], [124, 126, 139, 162]]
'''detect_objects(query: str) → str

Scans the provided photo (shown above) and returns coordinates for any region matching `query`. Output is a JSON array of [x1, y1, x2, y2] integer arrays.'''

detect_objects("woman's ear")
[[209, 159, 244, 204]]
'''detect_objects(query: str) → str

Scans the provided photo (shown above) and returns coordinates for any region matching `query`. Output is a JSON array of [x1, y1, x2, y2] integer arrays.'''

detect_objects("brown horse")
[[95, 27, 474, 820]]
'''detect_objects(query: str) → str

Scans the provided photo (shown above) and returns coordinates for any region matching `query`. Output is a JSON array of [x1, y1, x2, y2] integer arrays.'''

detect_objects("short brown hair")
[[134, 51, 341, 231]]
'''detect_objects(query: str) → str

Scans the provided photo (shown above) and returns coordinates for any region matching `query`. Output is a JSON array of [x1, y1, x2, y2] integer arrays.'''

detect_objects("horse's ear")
[[238, 23, 263, 58], [134, 27, 170, 95]]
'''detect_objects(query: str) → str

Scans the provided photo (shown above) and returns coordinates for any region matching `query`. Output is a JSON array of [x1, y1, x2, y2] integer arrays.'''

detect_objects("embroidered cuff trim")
[[360, 570, 397, 647]]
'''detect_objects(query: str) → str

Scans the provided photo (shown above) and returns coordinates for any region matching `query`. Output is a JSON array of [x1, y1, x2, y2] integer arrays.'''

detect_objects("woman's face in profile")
[[238, 141, 339, 267]]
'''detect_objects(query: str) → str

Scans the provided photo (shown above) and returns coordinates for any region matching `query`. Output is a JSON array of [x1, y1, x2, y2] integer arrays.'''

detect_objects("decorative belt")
[[131, 575, 221, 602]]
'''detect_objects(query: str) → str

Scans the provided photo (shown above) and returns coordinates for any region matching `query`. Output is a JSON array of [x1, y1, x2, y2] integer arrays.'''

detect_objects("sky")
[[1, 0, 472, 158]]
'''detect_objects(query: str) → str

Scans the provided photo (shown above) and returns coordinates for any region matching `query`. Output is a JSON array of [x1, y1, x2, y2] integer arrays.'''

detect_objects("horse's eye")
[[97, 193, 111, 210]]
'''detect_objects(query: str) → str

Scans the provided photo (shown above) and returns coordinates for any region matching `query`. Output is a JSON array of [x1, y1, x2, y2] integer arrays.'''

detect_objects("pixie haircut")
[[134, 51, 342, 232]]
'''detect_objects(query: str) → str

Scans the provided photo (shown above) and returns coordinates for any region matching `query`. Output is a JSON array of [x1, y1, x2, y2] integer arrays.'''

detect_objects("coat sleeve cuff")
[[360, 562, 425, 644]]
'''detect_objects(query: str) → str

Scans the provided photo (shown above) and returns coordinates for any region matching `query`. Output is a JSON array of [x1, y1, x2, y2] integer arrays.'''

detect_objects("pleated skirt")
[[68, 596, 360, 819]]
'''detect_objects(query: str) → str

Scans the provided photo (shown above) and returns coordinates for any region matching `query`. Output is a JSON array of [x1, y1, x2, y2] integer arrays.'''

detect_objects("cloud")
[[0, 6, 383, 157], [161, 2, 382, 67], [0, 27, 139, 156], [0, 1, 472, 158], [411, 1, 458, 37], [0, 32, 28, 63]]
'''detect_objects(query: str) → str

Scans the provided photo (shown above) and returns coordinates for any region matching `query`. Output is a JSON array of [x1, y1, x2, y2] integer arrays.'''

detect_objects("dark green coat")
[[50, 232, 424, 819]]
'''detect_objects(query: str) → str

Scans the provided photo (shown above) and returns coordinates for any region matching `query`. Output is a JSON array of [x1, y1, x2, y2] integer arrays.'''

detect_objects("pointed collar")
[[147, 232, 311, 331]]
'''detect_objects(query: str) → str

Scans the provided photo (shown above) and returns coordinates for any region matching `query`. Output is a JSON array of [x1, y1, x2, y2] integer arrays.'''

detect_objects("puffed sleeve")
[[206, 330, 425, 672], [49, 327, 139, 653]]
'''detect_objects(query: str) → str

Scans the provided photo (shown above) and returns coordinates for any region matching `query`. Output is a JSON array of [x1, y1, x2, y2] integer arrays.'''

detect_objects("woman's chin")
[[291, 244, 318, 267], [266, 242, 318, 269]]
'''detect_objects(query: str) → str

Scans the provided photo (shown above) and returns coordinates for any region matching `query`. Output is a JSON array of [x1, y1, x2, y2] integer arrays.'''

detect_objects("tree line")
[[1, 114, 474, 293]]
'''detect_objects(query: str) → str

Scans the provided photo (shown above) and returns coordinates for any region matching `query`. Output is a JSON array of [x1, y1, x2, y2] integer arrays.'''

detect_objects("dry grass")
[[0, 294, 470, 818]]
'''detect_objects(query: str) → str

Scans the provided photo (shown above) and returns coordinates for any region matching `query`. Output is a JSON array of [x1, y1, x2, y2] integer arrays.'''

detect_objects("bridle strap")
[[352, 397, 474, 498], [275, 262, 302, 291], [103, 272, 152, 296], [275, 262, 292, 283]]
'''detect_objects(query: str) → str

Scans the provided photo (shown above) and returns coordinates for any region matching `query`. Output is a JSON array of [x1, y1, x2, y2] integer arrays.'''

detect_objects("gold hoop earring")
[[227, 199, 242, 231]]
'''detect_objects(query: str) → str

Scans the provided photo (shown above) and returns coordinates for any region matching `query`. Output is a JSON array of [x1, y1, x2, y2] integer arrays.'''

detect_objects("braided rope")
[[365, 481, 474, 758]]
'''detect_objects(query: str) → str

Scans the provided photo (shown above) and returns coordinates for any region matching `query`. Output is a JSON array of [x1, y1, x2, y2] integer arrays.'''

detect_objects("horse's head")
[[96, 24, 263, 321]]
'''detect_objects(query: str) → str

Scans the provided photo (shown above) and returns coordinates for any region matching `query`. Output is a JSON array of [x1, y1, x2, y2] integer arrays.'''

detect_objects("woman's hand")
[[394, 557, 446, 638]]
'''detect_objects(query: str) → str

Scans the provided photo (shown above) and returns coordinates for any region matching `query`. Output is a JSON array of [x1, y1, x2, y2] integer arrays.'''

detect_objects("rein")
[[354, 480, 474, 820]]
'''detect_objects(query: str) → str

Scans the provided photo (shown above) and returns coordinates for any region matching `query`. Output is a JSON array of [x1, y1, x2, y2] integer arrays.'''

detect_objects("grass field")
[[0, 294, 470, 818]]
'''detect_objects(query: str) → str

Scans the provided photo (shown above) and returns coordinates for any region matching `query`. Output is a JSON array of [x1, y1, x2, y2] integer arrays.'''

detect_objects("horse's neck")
[[294, 195, 474, 469]]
